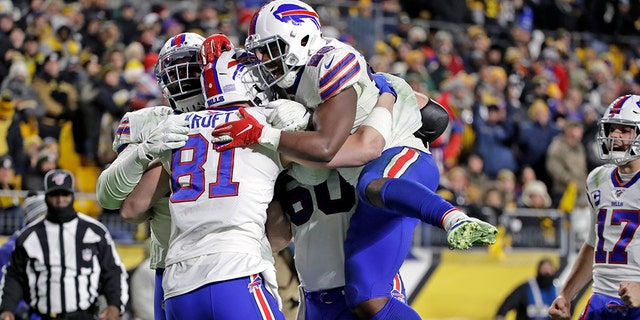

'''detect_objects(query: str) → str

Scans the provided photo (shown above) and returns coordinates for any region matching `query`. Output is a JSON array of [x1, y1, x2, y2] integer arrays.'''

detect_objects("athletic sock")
[[379, 178, 455, 227]]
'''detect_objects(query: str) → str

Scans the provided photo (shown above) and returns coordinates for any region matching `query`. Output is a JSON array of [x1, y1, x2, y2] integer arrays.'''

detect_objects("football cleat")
[[447, 218, 498, 250]]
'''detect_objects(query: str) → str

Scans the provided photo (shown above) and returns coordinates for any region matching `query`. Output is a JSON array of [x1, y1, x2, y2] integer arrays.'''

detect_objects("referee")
[[0, 169, 128, 320]]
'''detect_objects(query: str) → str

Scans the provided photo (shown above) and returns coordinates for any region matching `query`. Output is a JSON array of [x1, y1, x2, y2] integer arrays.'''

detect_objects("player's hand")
[[372, 73, 397, 102], [200, 33, 233, 65], [138, 116, 190, 160], [266, 99, 310, 132], [548, 295, 571, 320], [619, 281, 640, 307], [446, 217, 497, 250], [99, 305, 121, 320], [0, 311, 15, 320], [212, 107, 282, 151], [113, 106, 174, 152]]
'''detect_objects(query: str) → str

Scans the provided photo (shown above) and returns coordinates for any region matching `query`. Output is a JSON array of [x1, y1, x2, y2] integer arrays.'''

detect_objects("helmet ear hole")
[[301, 35, 309, 47]]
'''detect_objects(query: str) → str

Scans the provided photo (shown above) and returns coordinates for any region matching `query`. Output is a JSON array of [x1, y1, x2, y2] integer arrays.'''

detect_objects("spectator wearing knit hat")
[[518, 180, 552, 209]]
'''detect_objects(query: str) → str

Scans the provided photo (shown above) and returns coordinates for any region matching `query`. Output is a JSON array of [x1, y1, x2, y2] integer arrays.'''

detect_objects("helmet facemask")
[[155, 33, 206, 113], [597, 95, 640, 166], [246, 35, 303, 89], [597, 120, 640, 165]]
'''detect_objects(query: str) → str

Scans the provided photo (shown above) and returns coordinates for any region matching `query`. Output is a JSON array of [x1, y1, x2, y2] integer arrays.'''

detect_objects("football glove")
[[200, 33, 233, 66], [211, 107, 281, 151], [372, 72, 397, 102], [137, 116, 190, 161], [266, 99, 311, 132], [447, 217, 498, 250], [113, 106, 174, 152]]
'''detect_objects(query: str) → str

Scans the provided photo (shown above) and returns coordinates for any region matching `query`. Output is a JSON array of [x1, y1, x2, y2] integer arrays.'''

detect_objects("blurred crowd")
[[0, 0, 637, 241]]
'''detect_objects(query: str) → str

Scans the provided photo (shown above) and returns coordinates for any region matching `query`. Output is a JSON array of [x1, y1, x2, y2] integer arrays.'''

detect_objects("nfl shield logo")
[[82, 248, 93, 262]]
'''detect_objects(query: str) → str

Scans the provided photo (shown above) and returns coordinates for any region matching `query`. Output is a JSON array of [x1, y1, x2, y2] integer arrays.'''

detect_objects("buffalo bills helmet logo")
[[273, 4, 320, 29]]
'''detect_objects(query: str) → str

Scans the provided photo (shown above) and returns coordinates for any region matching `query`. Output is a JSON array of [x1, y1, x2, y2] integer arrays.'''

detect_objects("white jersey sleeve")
[[584, 164, 640, 297]]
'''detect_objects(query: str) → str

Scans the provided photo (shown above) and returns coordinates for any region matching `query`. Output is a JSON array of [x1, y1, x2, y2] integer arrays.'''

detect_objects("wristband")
[[258, 126, 282, 151], [362, 106, 392, 143], [442, 209, 469, 232]]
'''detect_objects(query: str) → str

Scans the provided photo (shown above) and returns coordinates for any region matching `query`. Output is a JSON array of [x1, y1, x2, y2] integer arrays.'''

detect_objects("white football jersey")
[[276, 170, 356, 291], [159, 107, 284, 299], [585, 164, 640, 297], [291, 38, 425, 184]]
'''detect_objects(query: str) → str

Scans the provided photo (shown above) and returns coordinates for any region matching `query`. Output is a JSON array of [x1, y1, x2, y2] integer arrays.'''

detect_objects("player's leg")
[[356, 147, 448, 224], [358, 147, 496, 249], [581, 292, 640, 319], [164, 283, 215, 320], [344, 147, 448, 318], [154, 269, 166, 320], [302, 287, 358, 320], [344, 199, 421, 319], [302, 273, 408, 320], [212, 274, 285, 320], [164, 274, 285, 320]]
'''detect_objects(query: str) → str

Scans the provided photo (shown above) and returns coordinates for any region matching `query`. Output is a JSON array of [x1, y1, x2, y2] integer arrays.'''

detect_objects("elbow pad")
[[414, 98, 450, 145]]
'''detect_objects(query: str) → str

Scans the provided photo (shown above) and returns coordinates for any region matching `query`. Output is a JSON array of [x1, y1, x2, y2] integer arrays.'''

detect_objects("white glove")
[[266, 99, 311, 132], [137, 116, 190, 161], [113, 106, 174, 152]]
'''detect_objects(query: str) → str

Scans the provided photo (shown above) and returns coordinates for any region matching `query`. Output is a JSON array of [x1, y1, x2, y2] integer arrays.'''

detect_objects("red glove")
[[212, 108, 264, 151], [200, 33, 233, 65]]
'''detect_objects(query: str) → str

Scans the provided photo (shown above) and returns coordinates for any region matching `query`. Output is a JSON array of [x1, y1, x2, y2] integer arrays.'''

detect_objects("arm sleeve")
[[95, 144, 151, 210], [97, 230, 128, 314]]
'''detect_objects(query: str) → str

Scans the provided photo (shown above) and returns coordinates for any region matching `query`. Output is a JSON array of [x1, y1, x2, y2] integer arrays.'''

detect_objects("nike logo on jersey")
[[324, 56, 335, 69], [237, 124, 253, 136]]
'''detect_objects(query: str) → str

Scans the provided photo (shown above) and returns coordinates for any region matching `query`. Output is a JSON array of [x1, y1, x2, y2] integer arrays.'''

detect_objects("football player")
[[549, 95, 640, 319]]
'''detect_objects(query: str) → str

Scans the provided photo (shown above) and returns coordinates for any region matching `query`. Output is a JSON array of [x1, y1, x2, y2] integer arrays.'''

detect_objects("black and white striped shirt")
[[0, 213, 128, 316]]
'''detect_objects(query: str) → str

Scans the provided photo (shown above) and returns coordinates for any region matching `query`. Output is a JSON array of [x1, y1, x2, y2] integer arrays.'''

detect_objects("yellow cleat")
[[447, 218, 498, 250]]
